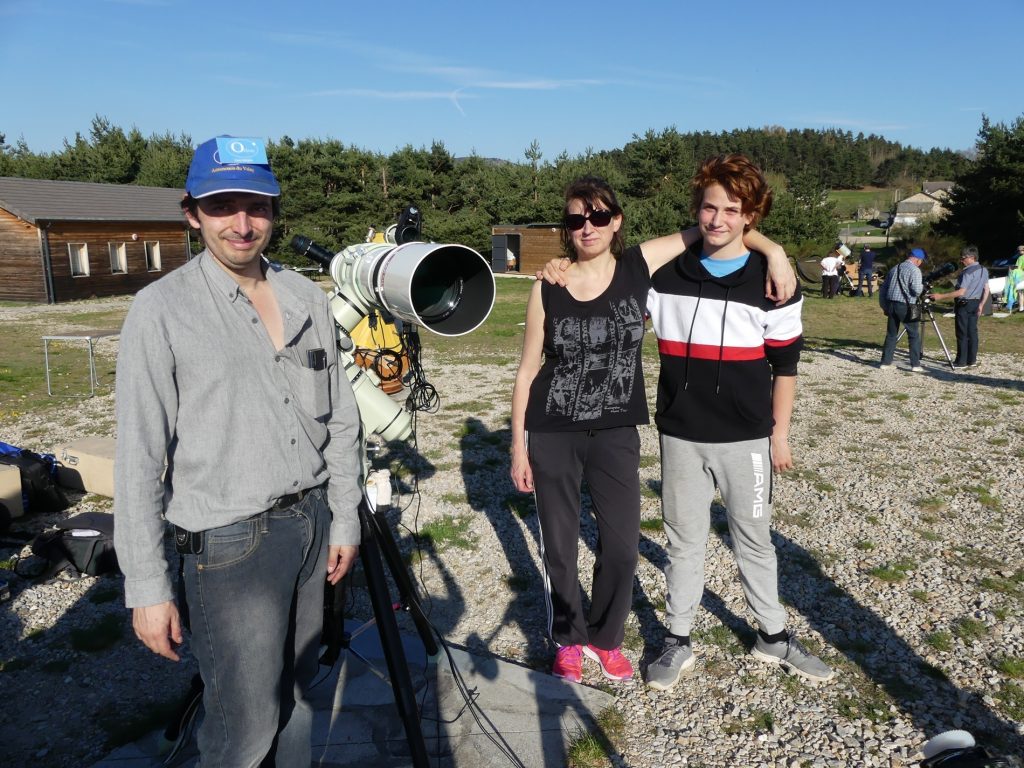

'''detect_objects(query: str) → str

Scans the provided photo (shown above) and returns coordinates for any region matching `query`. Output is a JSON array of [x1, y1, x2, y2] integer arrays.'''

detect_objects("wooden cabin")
[[491, 223, 563, 275], [0, 178, 190, 303]]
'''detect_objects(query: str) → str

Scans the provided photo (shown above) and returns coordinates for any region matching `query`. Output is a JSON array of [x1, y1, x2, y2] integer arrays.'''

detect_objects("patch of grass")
[[911, 590, 931, 603], [979, 570, 1024, 597], [925, 631, 953, 652], [966, 484, 1001, 511], [854, 540, 875, 551], [890, 393, 910, 401], [639, 517, 663, 532], [503, 574, 530, 592], [915, 496, 947, 513], [416, 514, 475, 551], [439, 491, 467, 506], [566, 706, 625, 768], [0, 657, 31, 673], [952, 617, 989, 642], [71, 614, 126, 653], [918, 529, 942, 542], [868, 559, 917, 582], [994, 657, 1024, 679], [865, 515, 880, 525], [505, 494, 535, 518], [996, 681, 1024, 721], [989, 437, 1009, 446], [638, 454, 659, 468]]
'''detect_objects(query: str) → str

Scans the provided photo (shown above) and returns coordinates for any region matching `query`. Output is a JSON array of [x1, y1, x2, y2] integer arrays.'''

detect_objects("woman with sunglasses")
[[511, 177, 794, 684]]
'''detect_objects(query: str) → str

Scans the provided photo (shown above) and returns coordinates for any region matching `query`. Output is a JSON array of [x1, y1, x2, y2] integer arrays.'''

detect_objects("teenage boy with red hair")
[[644, 153, 834, 690]]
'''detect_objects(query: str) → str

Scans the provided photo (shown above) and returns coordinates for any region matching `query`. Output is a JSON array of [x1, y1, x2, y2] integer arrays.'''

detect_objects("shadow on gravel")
[[0, 524, 196, 767], [459, 417, 623, 768], [636, 496, 1024, 757], [810, 344, 1024, 392]]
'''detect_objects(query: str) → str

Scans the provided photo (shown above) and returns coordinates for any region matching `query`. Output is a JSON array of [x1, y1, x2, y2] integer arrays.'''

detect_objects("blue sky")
[[2, 0, 1022, 162]]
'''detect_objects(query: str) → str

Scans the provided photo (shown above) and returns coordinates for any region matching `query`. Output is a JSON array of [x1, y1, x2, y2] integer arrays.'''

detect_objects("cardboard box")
[[0, 463, 24, 518], [54, 437, 116, 498]]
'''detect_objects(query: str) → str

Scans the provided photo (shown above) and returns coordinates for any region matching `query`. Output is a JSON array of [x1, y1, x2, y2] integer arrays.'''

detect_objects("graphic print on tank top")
[[545, 295, 645, 421]]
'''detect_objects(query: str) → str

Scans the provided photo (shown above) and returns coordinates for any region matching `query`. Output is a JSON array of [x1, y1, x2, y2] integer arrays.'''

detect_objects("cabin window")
[[109, 242, 127, 274], [145, 241, 162, 271], [69, 243, 90, 277]]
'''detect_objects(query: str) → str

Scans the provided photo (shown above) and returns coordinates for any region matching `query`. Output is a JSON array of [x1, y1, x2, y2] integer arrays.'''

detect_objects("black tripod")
[[897, 299, 955, 371], [351, 491, 439, 767]]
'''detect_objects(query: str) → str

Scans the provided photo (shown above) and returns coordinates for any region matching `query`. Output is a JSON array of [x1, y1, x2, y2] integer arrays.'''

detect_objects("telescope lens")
[[411, 263, 463, 324]]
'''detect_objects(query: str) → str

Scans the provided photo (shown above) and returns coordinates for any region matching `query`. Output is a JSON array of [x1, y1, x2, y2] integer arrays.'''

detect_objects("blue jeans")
[[880, 302, 921, 367], [181, 487, 330, 768], [858, 268, 874, 296], [954, 299, 981, 365]]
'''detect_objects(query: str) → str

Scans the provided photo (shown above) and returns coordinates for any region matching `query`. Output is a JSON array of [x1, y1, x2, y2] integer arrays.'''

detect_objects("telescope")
[[290, 229, 495, 442]]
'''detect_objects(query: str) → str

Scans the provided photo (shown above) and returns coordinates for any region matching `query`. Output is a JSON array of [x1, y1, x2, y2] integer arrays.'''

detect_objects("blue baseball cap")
[[185, 136, 280, 199], [910, 247, 927, 262]]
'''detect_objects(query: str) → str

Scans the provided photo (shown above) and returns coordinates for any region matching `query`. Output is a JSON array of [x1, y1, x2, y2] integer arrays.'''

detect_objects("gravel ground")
[[1, 297, 1023, 768]]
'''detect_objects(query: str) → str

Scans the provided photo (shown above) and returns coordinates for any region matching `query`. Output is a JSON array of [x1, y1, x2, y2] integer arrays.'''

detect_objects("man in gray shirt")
[[114, 136, 362, 766], [930, 245, 990, 369]]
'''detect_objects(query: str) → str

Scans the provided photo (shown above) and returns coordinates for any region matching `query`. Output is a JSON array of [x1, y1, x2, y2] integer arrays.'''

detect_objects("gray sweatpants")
[[660, 434, 787, 637]]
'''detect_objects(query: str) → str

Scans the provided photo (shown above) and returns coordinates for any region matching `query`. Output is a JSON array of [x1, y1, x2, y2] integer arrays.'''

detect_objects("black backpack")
[[31, 512, 119, 580], [0, 441, 69, 515]]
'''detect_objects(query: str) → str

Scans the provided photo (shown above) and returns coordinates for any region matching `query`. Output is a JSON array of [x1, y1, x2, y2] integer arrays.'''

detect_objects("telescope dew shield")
[[373, 243, 495, 336], [295, 234, 496, 337]]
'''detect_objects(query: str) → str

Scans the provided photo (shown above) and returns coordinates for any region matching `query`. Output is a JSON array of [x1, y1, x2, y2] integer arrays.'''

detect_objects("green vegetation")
[[416, 514, 475, 551], [639, 517, 664, 532], [995, 657, 1024, 679], [566, 706, 625, 768], [0, 657, 32, 673], [925, 631, 953, 652], [868, 559, 917, 582], [996, 681, 1024, 721], [952, 617, 989, 641]]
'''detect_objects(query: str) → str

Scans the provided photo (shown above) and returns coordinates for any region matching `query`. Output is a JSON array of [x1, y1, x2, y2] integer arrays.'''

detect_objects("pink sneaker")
[[583, 644, 634, 680], [552, 644, 583, 683]]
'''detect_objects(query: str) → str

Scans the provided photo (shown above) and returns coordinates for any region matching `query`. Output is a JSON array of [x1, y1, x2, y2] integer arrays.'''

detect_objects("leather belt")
[[270, 483, 321, 512]]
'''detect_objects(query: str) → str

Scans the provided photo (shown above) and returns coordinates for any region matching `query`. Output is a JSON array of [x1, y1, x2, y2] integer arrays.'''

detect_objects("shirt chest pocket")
[[289, 364, 331, 420]]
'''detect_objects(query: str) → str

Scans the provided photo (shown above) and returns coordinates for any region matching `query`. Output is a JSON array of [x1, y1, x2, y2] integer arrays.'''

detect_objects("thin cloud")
[[309, 87, 480, 102]]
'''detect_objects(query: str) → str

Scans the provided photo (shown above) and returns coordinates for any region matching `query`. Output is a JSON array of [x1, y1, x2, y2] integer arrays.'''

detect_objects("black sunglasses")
[[564, 209, 614, 231]]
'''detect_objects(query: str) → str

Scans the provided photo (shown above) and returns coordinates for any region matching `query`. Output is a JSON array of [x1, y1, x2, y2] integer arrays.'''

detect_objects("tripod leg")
[[926, 307, 955, 370], [359, 503, 430, 768], [368, 508, 439, 656]]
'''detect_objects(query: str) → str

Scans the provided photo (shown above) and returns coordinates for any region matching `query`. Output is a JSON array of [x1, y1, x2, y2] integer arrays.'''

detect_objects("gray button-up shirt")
[[956, 262, 989, 300], [114, 251, 363, 608]]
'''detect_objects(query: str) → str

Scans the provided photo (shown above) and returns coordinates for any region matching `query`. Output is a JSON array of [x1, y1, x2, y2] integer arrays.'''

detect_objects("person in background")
[[858, 246, 877, 297], [114, 136, 362, 767], [820, 248, 842, 299], [879, 247, 926, 372], [1005, 260, 1024, 313], [1015, 245, 1024, 273], [930, 245, 990, 369]]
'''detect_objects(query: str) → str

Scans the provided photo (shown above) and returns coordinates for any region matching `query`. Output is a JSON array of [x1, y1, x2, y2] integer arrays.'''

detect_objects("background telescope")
[[290, 229, 495, 442]]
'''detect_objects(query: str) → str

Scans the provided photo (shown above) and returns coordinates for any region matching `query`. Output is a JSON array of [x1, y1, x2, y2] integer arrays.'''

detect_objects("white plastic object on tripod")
[[922, 730, 975, 759], [364, 469, 393, 513]]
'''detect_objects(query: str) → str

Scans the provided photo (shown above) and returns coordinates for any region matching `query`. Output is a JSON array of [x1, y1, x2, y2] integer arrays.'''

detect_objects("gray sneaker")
[[751, 634, 834, 682], [645, 637, 695, 691]]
